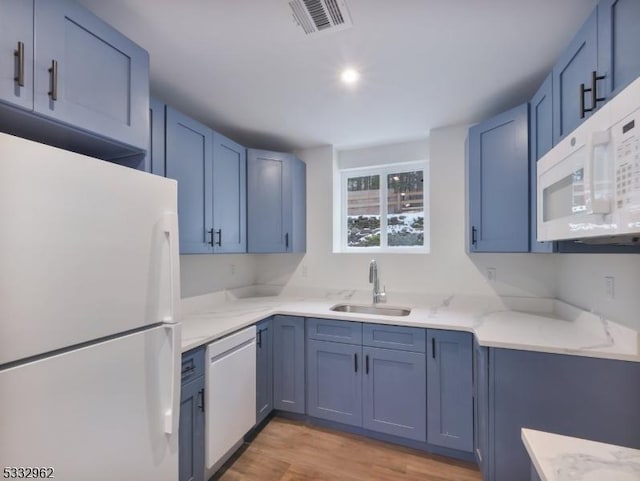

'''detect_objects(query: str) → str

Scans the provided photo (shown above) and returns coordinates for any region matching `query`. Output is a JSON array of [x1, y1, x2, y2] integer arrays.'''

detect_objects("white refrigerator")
[[0, 132, 181, 481]]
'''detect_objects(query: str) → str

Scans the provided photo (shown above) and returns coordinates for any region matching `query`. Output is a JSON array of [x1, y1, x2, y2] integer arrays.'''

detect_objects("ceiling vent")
[[288, 0, 353, 36]]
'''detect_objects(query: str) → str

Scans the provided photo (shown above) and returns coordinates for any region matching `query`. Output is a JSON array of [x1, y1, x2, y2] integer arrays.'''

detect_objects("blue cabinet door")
[[179, 375, 205, 481], [598, 0, 640, 98], [142, 97, 166, 176], [552, 9, 598, 144], [213, 132, 247, 253], [0, 0, 33, 111], [256, 318, 273, 425], [489, 348, 640, 481], [426, 330, 473, 453], [165, 107, 214, 254], [272, 315, 305, 414], [529, 75, 555, 253], [362, 346, 426, 441], [306, 339, 362, 427], [247, 149, 292, 253], [291, 157, 307, 253], [468, 103, 530, 252], [33, 0, 149, 151]]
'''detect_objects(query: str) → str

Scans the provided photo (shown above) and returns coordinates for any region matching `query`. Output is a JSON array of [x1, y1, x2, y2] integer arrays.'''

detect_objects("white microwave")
[[537, 76, 640, 244]]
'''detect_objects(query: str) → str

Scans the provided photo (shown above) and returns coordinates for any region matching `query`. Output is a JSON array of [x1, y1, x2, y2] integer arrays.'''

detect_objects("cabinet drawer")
[[307, 318, 362, 345], [362, 324, 426, 353], [181, 347, 205, 383]]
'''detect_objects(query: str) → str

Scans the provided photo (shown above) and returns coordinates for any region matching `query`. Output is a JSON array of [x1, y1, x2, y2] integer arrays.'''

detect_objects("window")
[[339, 161, 429, 252]]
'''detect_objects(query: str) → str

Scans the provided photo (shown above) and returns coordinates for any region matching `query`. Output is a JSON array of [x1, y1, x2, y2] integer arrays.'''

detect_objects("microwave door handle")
[[584, 130, 612, 215]]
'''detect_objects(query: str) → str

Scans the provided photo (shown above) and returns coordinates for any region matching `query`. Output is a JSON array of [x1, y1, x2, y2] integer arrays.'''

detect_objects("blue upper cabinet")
[[247, 149, 306, 253], [0, 0, 149, 160], [468, 103, 530, 252], [165, 107, 214, 255], [529, 75, 554, 253], [426, 330, 473, 453], [33, 0, 149, 152], [213, 132, 247, 253], [142, 97, 166, 176], [552, 9, 598, 145], [362, 346, 426, 442], [597, 0, 640, 99], [247, 149, 292, 253], [0, 1, 34, 112], [291, 157, 307, 253]]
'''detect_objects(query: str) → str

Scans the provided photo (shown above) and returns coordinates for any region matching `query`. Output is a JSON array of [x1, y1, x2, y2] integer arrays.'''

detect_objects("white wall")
[[556, 255, 640, 330], [256, 126, 557, 298], [180, 254, 258, 298]]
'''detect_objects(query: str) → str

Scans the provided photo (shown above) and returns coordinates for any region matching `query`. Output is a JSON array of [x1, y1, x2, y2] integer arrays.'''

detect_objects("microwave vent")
[[288, 0, 353, 36]]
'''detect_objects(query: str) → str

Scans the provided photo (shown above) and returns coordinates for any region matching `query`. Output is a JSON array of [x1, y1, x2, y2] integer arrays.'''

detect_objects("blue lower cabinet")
[[426, 330, 473, 453], [272, 315, 305, 414], [256, 318, 273, 425], [488, 348, 640, 481], [306, 339, 363, 427], [473, 341, 490, 480], [362, 346, 426, 441], [179, 372, 205, 481], [530, 465, 542, 481]]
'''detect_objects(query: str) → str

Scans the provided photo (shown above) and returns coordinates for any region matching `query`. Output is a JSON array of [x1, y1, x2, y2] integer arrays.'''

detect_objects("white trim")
[[336, 160, 430, 253]]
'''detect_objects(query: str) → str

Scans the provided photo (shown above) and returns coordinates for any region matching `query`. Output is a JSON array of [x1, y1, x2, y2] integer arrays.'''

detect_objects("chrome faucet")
[[369, 259, 386, 304]]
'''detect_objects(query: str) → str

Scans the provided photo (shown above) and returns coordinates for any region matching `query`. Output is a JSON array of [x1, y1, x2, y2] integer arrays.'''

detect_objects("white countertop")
[[522, 428, 640, 481], [179, 286, 640, 362]]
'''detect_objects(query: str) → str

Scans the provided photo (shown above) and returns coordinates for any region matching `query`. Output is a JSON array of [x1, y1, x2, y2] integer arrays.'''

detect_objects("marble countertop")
[[522, 428, 640, 481], [179, 286, 640, 362]]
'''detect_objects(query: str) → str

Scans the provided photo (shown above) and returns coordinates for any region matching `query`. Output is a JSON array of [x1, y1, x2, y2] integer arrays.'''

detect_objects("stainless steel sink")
[[330, 304, 412, 317]]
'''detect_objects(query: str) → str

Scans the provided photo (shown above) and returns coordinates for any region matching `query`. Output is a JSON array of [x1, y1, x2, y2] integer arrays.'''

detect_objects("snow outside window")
[[340, 162, 429, 253]]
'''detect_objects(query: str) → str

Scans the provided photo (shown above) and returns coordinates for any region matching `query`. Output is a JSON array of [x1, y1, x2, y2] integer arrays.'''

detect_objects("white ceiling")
[[77, 0, 598, 151]]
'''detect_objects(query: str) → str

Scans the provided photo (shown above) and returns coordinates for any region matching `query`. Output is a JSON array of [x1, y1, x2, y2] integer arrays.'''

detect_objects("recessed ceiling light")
[[340, 68, 360, 86]]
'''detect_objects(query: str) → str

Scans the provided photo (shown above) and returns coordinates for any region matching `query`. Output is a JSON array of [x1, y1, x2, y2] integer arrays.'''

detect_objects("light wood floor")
[[215, 418, 482, 481]]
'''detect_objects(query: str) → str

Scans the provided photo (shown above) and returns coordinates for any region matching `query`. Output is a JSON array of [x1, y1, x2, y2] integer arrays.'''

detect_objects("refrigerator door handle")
[[163, 323, 181, 435], [159, 212, 181, 323]]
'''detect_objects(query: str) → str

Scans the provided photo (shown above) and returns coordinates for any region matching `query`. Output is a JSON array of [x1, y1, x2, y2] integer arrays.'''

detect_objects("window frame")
[[339, 161, 429, 254]]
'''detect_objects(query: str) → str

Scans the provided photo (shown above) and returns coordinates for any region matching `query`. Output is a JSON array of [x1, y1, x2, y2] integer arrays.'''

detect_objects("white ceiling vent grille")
[[288, 0, 353, 36]]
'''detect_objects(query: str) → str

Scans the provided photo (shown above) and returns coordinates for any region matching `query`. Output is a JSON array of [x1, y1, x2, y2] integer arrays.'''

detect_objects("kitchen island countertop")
[[522, 428, 640, 481]]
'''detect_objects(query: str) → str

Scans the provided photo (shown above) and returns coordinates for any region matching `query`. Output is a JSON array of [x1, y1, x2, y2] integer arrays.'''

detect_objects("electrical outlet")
[[605, 276, 615, 300], [486, 267, 496, 282], [230, 263, 236, 276], [301, 265, 308, 278]]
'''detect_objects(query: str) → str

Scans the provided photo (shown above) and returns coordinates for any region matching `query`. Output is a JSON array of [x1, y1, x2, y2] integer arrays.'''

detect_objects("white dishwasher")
[[205, 325, 257, 470]]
